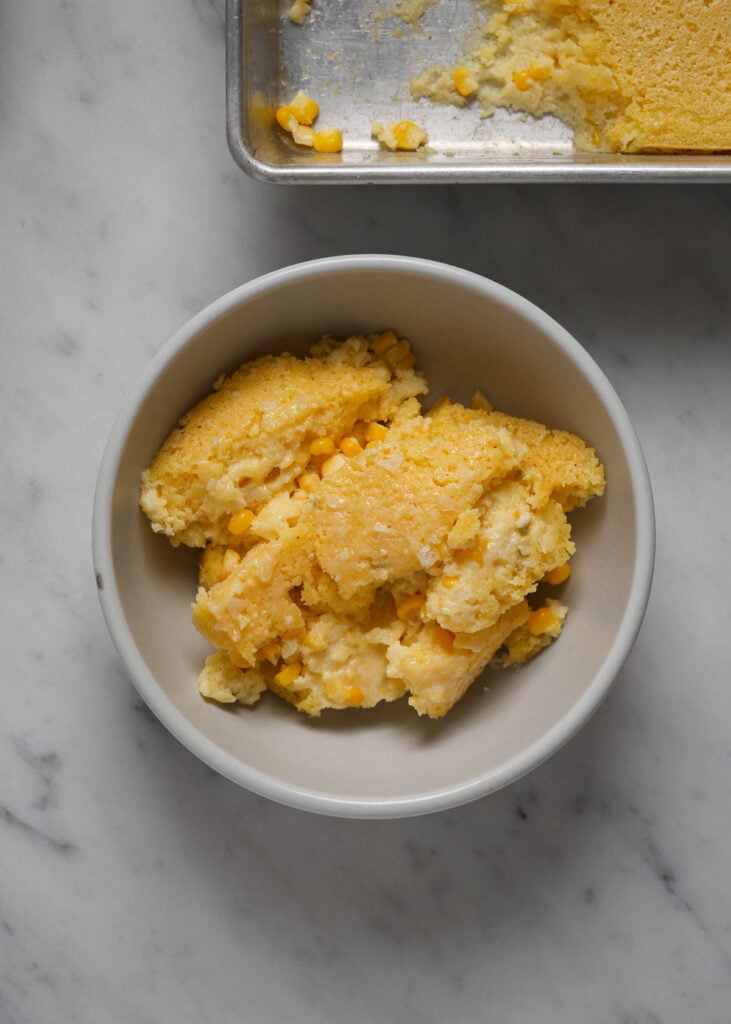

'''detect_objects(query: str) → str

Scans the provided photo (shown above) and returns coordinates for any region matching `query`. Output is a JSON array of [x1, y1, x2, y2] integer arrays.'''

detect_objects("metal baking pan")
[[226, 0, 731, 184]]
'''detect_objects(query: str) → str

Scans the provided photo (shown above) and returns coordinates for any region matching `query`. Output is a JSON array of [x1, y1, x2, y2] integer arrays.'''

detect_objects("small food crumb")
[[288, 0, 311, 25], [372, 120, 428, 151]]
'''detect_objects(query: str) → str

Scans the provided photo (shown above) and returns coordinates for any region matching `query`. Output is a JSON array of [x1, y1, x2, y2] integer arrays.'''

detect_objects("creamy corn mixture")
[[141, 332, 605, 719]]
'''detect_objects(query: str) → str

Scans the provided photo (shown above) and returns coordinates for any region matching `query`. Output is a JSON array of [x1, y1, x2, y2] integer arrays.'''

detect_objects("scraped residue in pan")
[[285, 0, 731, 154]]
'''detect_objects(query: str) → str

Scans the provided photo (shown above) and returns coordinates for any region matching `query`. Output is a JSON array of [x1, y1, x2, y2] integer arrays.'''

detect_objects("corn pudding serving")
[[140, 333, 605, 719]]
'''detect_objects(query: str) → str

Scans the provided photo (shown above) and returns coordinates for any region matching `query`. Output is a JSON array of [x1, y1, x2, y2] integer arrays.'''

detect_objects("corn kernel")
[[372, 330, 398, 355], [528, 60, 552, 81], [512, 69, 533, 91], [398, 352, 417, 369], [313, 128, 343, 153], [275, 661, 302, 687], [383, 340, 411, 366], [275, 105, 299, 132], [442, 576, 457, 589], [364, 421, 389, 442], [544, 562, 571, 585], [258, 642, 280, 663], [297, 471, 320, 492], [528, 605, 559, 636], [433, 626, 455, 652], [292, 124, 316, 147], [197, 461, 224, 482], [228, 508, 254, 535], [392, 120, 427, 150], [218, 548, 241, 581], [454, 66, 478, 97], [320, 453, 347, 477], [289, 90, 319, 125], [347, 685, 364, 706], [396, 593, 426, 622], [309, 436, 336, 456], [339, 436, 363, 457], [302, 632, 322, 650]]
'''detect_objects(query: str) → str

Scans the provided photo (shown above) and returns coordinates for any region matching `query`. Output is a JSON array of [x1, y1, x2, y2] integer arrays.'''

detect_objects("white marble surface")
[[2, 1, 731, 1021]]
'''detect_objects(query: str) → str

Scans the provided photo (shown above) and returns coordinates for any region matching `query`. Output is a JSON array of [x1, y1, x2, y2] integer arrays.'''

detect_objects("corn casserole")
[[140, 332, 605, 719]]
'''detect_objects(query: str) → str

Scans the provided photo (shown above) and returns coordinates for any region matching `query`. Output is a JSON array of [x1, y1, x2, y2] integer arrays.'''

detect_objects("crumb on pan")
[[288, 0, 312, 25], [372, 120, 428, 151]]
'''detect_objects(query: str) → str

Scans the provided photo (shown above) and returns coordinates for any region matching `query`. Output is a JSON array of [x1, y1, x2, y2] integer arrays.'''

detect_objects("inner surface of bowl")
[[96, 256, 653, 817]]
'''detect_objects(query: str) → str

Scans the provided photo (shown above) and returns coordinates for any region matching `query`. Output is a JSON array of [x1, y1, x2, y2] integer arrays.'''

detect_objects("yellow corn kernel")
[[442, 575, 457, 589], [320, 453, 347, 477], [347, 685, 364, 706], [372, 330, 398, 355], [364, 421, 388, 443], [228, 508, 255, 536], [528, 605, 559, 636], [453, 66, 478, 97], [258, 642, 280, 663], [302, 631, 324, 650], [339, 436, 363, 457], [544, 562, 571, 586], [512, 69, 533, 91], [289, 90, 319, 125], [313, 128, 343, 153], [218, 548, 241, 581], [433, 626, 455, 653], [528, 60, 552, 81], [275, 105, 299, 133], [229, 650, 251, 669], [297, 471, 320, 492], [392, 120, 427, 150], [309, 436, 336, 456], [292, 124, 316, 147], [383, 340, 411, 366], [396, 593, 426, 622], [470, 391, 492, 412], [197, 461, 224, 482], [275, 661, 302, 687]]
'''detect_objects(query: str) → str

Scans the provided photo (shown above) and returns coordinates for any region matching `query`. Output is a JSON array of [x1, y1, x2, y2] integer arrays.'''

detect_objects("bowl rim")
[[92, 254, 655, 819]]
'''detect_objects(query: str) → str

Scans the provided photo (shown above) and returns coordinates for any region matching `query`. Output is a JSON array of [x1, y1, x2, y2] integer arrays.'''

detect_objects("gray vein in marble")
[[11, 736, 61, 811], [0, 806, 77, 856]]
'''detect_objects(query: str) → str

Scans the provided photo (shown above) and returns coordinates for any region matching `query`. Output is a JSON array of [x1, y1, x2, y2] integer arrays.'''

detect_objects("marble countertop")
[[2, 1, 731, 1021]]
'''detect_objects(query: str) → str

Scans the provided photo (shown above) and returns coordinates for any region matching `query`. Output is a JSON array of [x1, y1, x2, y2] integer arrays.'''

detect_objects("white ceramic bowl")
[[93, 255, 654, 818]]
